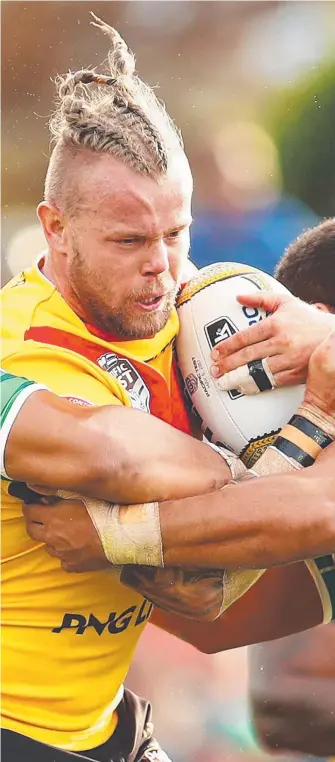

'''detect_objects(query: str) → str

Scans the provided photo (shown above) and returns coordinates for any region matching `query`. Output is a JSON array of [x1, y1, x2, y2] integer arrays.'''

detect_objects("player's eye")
[[166, 230, 181, 240], [117, 238, 139, 246]]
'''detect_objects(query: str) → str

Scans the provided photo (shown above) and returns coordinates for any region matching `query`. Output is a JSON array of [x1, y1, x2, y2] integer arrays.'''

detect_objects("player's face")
[[65, 153, 193, 338]]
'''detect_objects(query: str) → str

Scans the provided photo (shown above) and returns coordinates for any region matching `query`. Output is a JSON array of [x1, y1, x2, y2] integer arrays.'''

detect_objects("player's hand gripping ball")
[[176, 262, 304, 468]]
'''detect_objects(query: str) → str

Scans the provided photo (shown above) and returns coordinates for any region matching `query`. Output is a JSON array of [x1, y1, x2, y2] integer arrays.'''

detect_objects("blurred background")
[[2, 1, 335, 759]]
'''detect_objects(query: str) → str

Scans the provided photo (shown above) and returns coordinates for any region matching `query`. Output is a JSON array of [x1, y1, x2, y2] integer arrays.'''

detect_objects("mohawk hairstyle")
[[44, 13, 183, 208]]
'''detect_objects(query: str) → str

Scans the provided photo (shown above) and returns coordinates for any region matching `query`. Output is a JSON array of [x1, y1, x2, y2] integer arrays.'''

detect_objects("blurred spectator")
[[191, 196, 318, 274], [250, 625, 335, 756]]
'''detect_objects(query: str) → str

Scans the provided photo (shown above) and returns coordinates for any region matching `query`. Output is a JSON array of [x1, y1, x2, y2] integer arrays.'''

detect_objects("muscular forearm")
[[158, 406, 335, 569], [5, 391, 230, 502], [82, 404, 231, 503], [160, 466, 335, 568], [90, 403, 335, 570]]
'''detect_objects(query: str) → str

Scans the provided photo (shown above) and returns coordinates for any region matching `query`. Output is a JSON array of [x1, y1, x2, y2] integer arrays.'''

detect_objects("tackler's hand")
[[23, 498, 110, 572], [305, 330, 335, 415], [210, 291, 335, 395]]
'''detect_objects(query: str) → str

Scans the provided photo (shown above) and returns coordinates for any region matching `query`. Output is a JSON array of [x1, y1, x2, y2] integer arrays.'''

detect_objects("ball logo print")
[[185, 373, 198, 396], [204, 316, 238, 347], [241, 304, 263, 327], [204, 316, 243, 401]]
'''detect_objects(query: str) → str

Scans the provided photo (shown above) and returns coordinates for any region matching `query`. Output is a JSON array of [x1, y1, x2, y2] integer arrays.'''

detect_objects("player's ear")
[[37, 201, 68, 254], [313, 302, 335, 314]]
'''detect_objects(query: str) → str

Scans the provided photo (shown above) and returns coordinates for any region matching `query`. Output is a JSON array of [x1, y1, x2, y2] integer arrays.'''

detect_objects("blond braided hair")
[[45, 13, 183, 207]]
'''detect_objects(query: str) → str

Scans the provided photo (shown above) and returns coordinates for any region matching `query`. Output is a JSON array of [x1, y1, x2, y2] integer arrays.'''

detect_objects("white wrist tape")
[[297, 402, 335, 440], [251, 445, 302, 477], [219, 568, 266, 614], [221, 443, 302, 487], [57, 491, 163, 567], [205, 441, 249, 480]]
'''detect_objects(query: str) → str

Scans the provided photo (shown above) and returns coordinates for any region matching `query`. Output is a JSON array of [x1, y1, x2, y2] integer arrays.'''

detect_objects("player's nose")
[[141, 240, 170, 277]]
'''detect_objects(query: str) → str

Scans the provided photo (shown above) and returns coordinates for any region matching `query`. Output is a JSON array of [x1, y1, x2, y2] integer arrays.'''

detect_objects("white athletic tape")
[[57, 491, 163, 567], [297, 402, 335, 440], [263, 357, 277, 389], [102, 501, 163, 567], [216, 357, 277, 396], [219, 568, 266, 615], [206, 441, 249, 480], [251, 445, 302, 476], [216, 364, 260, 395]]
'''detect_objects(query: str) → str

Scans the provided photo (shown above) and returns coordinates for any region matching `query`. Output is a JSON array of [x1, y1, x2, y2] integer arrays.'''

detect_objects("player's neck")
[[41, 253, 91, 325]]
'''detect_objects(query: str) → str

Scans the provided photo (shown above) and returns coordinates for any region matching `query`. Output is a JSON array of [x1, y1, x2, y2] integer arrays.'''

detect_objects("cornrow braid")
[[119, 101, 169, 173], [90, 12, 136, 79], [59, 111, 152, 176], [45, 12, 183, 205], [58, 71, 118, 96]]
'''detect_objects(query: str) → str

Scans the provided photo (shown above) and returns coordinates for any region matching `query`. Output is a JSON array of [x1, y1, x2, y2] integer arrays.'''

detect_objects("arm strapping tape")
[[57, 491, 163, 567]]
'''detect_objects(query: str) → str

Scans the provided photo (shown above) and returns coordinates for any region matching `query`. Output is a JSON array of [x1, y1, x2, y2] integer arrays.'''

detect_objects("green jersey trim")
[[0, 369, 47, 479]]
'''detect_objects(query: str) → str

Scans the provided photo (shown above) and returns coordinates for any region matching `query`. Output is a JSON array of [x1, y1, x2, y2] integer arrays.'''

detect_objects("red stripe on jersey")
[[24, 326, 193, 435]]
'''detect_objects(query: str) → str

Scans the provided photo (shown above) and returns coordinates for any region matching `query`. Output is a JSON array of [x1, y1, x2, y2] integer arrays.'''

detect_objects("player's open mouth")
[[136, 295, 165, 311]]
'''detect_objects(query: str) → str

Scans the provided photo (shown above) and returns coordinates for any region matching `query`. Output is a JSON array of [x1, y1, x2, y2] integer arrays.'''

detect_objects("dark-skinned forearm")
[[5, 391, 230, 502], [159, 466, 335, 569]]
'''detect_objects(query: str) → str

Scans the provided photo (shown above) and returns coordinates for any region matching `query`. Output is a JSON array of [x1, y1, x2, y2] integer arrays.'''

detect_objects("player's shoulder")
[[1, 260, 49, 301], [1, 259, 54, 340]]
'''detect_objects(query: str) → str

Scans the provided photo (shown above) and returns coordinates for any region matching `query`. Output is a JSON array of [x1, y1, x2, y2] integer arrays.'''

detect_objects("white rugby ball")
[[176, 262, 305, 467]]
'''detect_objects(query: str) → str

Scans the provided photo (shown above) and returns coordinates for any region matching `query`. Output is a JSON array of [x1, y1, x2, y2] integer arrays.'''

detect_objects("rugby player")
[[250, 220, 335, 756], [2, 14, 335, 761]]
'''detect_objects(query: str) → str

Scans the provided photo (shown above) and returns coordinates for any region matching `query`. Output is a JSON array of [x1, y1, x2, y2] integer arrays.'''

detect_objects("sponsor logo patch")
[[63, 396, 93, 407], [52, 599, 153, 636], [97, 352, 150, 412]]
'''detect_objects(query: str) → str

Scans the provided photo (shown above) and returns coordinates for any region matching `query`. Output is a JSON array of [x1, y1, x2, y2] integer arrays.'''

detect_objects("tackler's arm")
[[79, 401, 335, 570], [3, 384, 231, 503]]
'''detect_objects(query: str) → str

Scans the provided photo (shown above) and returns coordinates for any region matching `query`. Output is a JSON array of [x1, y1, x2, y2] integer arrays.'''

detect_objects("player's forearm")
[[160, 466, 335, 568], [83, 404, 230, 503], [5, 391, 230, 502], [103, 414, 335, 570]]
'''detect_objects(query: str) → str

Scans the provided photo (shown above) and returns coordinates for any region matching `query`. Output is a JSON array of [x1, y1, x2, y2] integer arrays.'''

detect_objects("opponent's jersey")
[[0, 257, 192, 751], [0, 368, 47, 478]]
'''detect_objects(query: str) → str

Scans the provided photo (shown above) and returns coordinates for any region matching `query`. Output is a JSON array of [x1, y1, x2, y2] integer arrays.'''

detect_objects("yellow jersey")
[[1, 257, 192, 751]]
